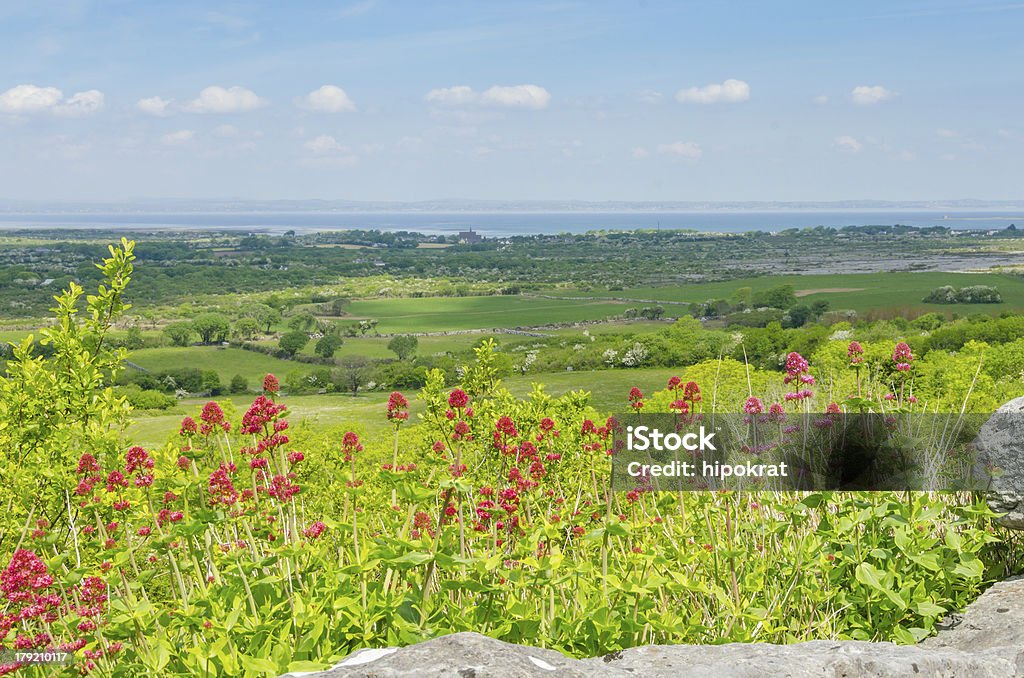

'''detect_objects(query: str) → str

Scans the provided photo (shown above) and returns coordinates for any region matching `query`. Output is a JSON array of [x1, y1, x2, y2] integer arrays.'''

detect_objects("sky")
[[0, 0, 1022, 203]]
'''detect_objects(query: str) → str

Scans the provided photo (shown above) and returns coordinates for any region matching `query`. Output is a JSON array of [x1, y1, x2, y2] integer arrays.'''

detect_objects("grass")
[[343, 296, 630, 332], [127, 392, 404, 449], [504, 366, 684, 414], [128, 346, 314, 382], [550, 272, 1024, 315]]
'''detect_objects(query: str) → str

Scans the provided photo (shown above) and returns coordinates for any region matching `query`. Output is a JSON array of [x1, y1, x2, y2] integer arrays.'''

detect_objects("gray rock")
[[582, 640, 1020, 677], [296, 575, 1024, 678], [976, 396, 1024, 529], [922, 575, 1024, 651]]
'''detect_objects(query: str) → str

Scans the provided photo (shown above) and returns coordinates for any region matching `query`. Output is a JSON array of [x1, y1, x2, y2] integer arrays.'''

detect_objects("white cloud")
[[161, 130, 194, 145], [425, 85, 478, 106], [136, 96, 173, 116], [304, 134, 349, 154], [0, 85, 63, 113], [184, 86, 267, 113], [657, 141, 702, 159], [834, 135, 863, 153], [480, 85, 551, 109], [425, 84, 551, 109], [631, 147, 650, 159], [897, 150, 917, 161], [675, 79, 750, 104], [935, 128, 956, 138], [55, 90, 104, 116], [0, 84, 104, 116], [814, 95, 829, 105], [850, 85, 895, 105], [297, 85, 356, 113]]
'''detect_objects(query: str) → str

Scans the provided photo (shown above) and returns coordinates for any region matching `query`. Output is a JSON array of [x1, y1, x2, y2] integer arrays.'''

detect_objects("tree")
[[388, 334, 419, 360], [314, 334, 343, 359], [229, 374, 249, 393], [201, 370, 222, 395], [333, 356, 370, 397], [279, 330, 310, 357], [244, 303, 281, 333], [288, 312, 317, 332], [234, 317, 261, 341], [163, 322, 194, 347], [192, 313, 231, 344]]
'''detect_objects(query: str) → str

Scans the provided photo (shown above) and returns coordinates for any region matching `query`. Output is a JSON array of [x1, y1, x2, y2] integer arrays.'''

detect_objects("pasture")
[[550, 272, 1024, 315]]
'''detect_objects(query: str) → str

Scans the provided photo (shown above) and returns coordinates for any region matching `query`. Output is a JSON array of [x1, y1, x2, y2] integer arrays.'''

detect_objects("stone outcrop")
[[288, 576, 1024, 678], [976, 396, 1024, 529]]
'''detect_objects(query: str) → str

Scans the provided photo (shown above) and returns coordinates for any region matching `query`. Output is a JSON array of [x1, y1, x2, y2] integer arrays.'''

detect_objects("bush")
[[229, 373, 249, 393], [118, 383, 176, 410]]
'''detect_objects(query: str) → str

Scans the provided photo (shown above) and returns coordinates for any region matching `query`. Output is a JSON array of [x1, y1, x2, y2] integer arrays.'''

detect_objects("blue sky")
[[0, 0, 1021, 202]]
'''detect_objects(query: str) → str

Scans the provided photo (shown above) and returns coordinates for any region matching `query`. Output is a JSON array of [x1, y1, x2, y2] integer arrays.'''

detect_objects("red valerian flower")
[[386, 391, 410, 422], [447, 389, 469, 409], [847, 341, 864, 365], [303, 521, 326, 539], [200, 401, 231, 435], [743, 397, 763, 415], [667, 376, 681, 390], [342, 431, 363, 462], [262, 373, 280, 395], [125, 446, 154, 474], [628, 387, 644, 411], [893, 341, 914, 372], [682, 381, 702, 404], [179, 416, 197, 436]]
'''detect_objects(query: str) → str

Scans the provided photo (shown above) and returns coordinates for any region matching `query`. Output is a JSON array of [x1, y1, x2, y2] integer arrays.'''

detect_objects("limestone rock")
[[976, 396, 1024, 529]]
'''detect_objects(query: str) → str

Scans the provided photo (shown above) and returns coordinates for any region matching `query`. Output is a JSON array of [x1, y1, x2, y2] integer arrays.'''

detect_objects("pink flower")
[[682, 381, 701, 404], [667, 376, 681, 390], [447, 389, 469, 409], [893, 342, 913, 372], [743, 397, 763, 415], [669, 399, 689, 414], [386, 391, 410, 422], [263, 373, 280, 394], [628, 387, 644, 411], [847, 341, 864, 365], [303, 521, 326, 539], [342, 431, 363, 462]]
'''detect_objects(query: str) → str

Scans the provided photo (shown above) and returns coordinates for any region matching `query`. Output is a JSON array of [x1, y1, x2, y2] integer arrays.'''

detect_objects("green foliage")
[[192, 313, 231, 344], [279, 330, 311, 357], [314, 334, 343, 359], [0, 239, 135, 544], [230, 373, 250, 394], [387, 334, 419, 360], [163, 322, 194, 346]]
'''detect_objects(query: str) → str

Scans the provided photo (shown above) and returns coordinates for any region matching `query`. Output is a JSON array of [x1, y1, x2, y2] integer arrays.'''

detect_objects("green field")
[[504, 366, 685, 414], [343, 296, 629, 332], [128, 346, 314, 382], [550, 272, 1024, 315], [127, 392, 400, 449]]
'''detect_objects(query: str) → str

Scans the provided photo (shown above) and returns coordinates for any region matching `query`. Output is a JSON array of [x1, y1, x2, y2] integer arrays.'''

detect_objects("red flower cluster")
[[342, 431, 363, 462], [208, 462, 240, 506], [240, 396, 288, 435], [848, 341, 864, 366], [262, 373, 280, 395], [628, 386, 644, 411], [200, 401, 231, 435], [783, 352, 815, 402], [386, 391, 410, 423], [893, 342, 914, 372]]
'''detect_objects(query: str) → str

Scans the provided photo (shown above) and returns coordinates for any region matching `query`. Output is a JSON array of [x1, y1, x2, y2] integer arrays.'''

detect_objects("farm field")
[[128, 346, 315, 382], [550, 272, 1024, 315], [343, 295, 630, 332]]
